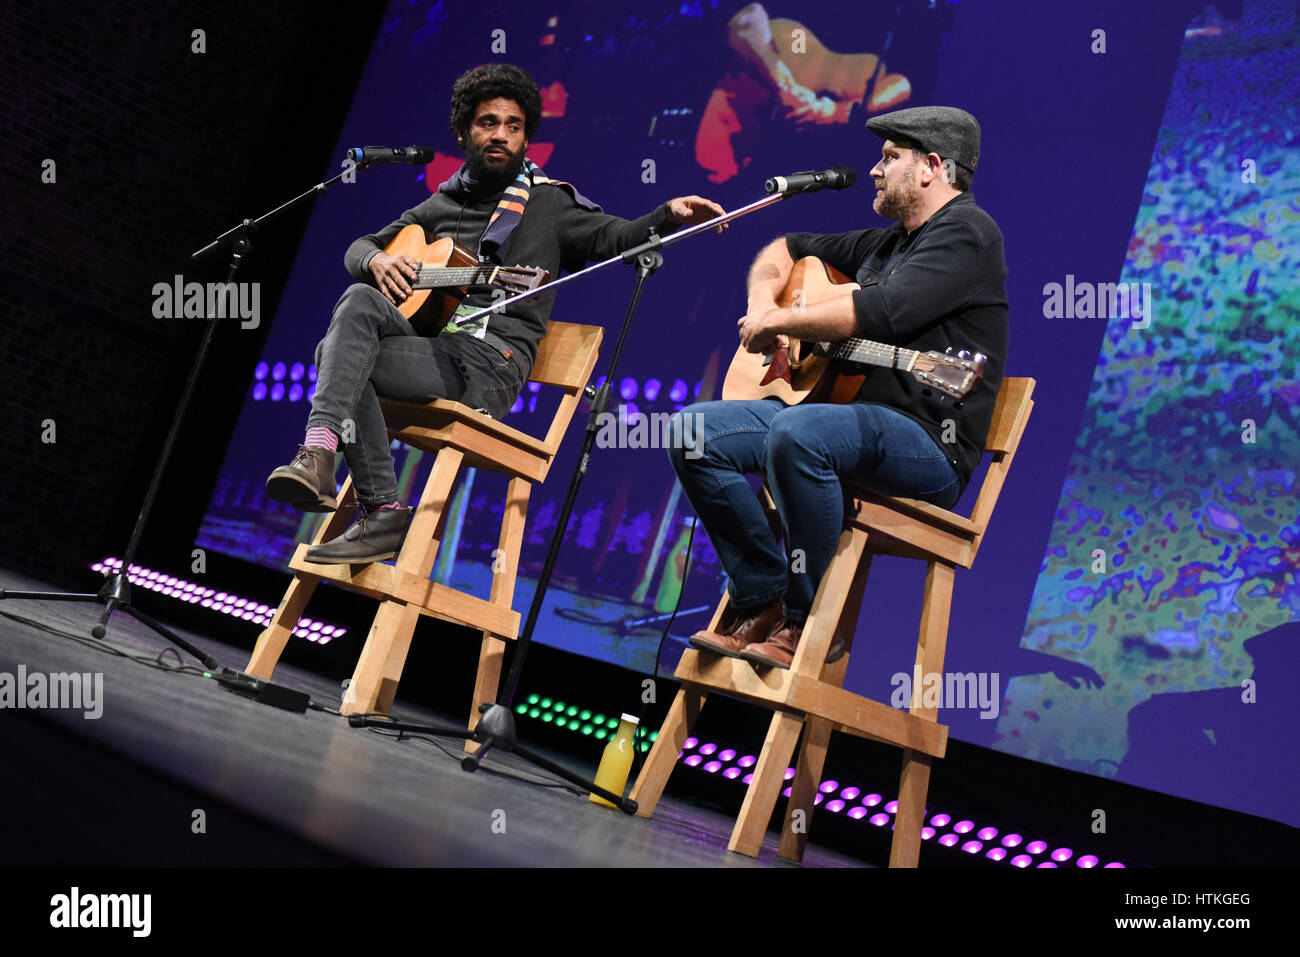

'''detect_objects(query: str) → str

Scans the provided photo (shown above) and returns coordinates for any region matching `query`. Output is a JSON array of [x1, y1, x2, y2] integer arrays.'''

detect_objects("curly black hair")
[[449, 64, 543, 144]]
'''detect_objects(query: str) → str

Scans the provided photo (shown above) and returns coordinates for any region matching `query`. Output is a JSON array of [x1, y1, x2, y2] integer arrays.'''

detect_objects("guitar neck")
[[414, 264, 497, 290], [824, 337, 919, 372]]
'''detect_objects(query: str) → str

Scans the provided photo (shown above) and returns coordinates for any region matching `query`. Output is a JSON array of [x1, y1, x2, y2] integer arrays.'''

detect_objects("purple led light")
[[669, 379, 688, 402], [783, 767, 796, 781], [864, 793, 882, 807], [1051, 847, 1074, 862], [840, 786, 860, 801], [884, 800, 898, 814], [271, 383, 285, 401], [643, 378, 661, 401], [742, 773, 753, 785], [619, 377, 638, 400], [938, 833, 959, 846], [703, 760, 722, 774], [308, 364, 317, 382], [289, 362, 304, 382], [289, 384, 303, 402], [977, 826, 998, 841], [782, 786, 792, 798], [201, 599, 213, 608], [921, 826, 936, 840], [1026, 840, 1047, 855], [813, 793, 824, 805], [825, 799, 845, 813], [1103, 862, 1126, 868], [870, 813, 892, 828], [954, 820, 974, 834], [961, 840, 983, 854], [272, 361, 286, 381], [254, 361, 268, 380], [718, 748, 736, 762], [1001, 833, 1023, 848], [819, 780, 839, 794], [1076, 855, 1099, 868], [698, 742, 717, 756], [847, 806, 868, 820], [929, 812, 950, 827], [1010, 854, 1032, 868], [737, 755, 756, 768], [683, 737, 698, 749], [510, 396, 524, 414], [306, 384, 317, 403], [1037, 862, 1058, 868], [684, 754, 703, 767], [986, 847, 1008, 862], [723, 767, 742, 780]]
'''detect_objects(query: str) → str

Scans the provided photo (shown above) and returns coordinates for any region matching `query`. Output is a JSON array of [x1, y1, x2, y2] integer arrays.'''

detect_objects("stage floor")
[[0, 570, 861, 867]]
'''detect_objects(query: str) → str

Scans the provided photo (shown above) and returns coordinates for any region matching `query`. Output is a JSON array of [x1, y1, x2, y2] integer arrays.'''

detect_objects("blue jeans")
[[666, 398, 961, 623], [307, 284, 523, 507]]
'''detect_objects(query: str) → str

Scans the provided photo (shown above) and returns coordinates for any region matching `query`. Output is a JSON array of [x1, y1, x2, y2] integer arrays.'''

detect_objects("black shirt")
[[345, 184, 678, 381], [785, 192, 1009, 495]]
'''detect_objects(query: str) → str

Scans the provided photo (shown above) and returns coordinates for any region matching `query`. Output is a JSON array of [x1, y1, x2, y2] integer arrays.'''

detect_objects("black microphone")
[[345, 145, 436, 165], [764, 166, 857, 195]]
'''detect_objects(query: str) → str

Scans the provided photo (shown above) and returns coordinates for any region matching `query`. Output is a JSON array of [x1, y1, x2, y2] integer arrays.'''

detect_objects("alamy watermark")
[[0, 666, 103, 719], [152, 275, 260, 329], [594, 407, 704, 458], [890, 667, 1000, 719], [50, 887, 150, 937], [1042, 275, 1153, 329]]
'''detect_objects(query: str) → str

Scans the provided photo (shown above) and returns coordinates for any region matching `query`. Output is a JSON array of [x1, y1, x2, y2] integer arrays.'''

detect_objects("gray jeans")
[[307, 283, 524, 506]]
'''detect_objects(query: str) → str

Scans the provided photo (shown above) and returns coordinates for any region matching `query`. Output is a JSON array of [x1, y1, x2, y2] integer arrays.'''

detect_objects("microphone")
[[345, 145, 436, 165], [764, 166, 857, 195]]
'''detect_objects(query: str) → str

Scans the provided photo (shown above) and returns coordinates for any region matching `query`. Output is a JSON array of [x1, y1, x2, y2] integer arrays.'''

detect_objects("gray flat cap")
[[866, 106, 981, 173]]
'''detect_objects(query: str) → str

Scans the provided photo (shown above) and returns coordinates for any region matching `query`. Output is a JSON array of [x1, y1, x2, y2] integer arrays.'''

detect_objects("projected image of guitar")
[[382, 224, 550, 329], [722, 256, 985, 405]]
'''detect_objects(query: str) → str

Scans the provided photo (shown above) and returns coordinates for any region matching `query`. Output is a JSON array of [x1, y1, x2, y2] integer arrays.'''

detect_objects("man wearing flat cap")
[[667, 105, 1008, 668]]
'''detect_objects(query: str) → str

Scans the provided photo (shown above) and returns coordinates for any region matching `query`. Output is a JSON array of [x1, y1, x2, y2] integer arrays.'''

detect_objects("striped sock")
[[304, 426, 339, 451]]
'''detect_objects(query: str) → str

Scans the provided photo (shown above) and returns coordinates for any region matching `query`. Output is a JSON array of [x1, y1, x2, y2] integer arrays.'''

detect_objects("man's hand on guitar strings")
[[369, 251, 420, 305], [738, 306, 787, 354]]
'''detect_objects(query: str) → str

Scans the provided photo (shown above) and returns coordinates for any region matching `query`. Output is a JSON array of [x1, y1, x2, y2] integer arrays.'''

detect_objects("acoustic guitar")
[[381, 224, 549, 331], [722, 256, 985, 404]]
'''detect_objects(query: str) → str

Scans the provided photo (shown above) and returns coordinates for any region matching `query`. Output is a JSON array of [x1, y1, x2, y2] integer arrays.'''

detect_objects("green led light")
[[606, 718, 618, 729], [593, 713, 606, 725], [580, 709, 592, 721], [581, 724, 594, 735], [527, 694, 540, 705], [528, 708, 541, 719], [515, 703, 528, 714], [595, 729, 608, 740], [566, 705, 578, 716], [540, 698, 553, 708], [640, 743, 650, 753], [542, 712, 555, 723], [649, 730, 658, 741], [553, 701, 566, 711]]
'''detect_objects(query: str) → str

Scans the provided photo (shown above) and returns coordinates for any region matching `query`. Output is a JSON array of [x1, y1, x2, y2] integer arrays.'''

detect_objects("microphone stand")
[[0, 157, 393, 675], [360, 188, 816, 812]]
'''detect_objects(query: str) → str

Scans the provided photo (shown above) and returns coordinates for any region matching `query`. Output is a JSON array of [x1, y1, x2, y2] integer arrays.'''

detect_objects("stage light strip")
[[90, 558, 347, 645], [513, 695, 1124, 868]]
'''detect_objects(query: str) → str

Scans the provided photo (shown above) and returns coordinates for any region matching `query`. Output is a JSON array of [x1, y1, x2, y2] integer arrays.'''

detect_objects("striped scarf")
[[438, 158, 602, 261]]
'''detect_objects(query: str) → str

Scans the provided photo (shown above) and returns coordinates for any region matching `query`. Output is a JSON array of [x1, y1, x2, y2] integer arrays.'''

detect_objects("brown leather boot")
[[740, 618, 847, 670], [266, 446, 339, 512], [688, 600, 784, 659]]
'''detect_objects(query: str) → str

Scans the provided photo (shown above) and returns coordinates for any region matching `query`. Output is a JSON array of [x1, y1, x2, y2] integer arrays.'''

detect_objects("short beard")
[[873, 167, 924, 223], [463, 140, 526, 190]]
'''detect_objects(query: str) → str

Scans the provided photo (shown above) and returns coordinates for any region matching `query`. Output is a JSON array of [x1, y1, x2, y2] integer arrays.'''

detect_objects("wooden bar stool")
[[246, 321, 603, 736], [630, 377, 1035, 865]]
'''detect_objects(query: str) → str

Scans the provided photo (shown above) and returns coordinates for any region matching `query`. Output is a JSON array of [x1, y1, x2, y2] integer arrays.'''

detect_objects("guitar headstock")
[[913, 349, 985, 399], [493, 265, 550, 295]]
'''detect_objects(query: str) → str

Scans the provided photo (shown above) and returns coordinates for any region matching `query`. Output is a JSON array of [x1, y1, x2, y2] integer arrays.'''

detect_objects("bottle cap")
[[620, 713, 640, 725]]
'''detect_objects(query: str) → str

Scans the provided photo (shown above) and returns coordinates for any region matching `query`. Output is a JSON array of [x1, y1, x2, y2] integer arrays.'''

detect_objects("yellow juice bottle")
[[589, 713, 639, 808]]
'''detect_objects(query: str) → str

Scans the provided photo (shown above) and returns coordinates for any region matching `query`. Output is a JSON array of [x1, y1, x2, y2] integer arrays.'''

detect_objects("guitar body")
[[722, 257, 866, 405], [383, 226, 475, 328]]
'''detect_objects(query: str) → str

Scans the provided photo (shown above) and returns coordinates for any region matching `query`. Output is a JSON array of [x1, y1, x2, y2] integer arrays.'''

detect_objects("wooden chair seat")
[[629, 377, 1035, 866], [246, 321, 603, 730]]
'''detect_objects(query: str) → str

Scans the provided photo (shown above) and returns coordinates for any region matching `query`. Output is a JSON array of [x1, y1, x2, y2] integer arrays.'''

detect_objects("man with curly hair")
[[266, 64, 724, 563]]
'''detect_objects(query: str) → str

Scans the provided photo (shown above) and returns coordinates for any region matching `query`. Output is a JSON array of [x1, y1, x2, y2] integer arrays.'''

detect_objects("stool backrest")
[[531, 321, 604, 455], [968, 376, 1036, 555]]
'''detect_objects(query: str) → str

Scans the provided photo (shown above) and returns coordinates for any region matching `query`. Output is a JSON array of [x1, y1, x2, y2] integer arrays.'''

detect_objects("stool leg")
[[630, 685, 706, 818], [467, 477, 529, 753], [247, 480, 358, 679], [342, 599, 419, 714], [778, 715, 833, 862], [729, 709, 803, 857], [890, 748, 932, 867]]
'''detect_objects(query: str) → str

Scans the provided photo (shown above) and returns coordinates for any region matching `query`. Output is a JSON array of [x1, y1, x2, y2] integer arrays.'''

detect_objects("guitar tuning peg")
[[957, 350, 971, 359], [944, 346, 953, 354], [974, 352, 986, 362]]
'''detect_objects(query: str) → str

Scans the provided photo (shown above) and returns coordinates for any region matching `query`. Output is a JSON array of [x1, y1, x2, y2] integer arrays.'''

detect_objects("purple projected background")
[[197, 0, 1298, 828]]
